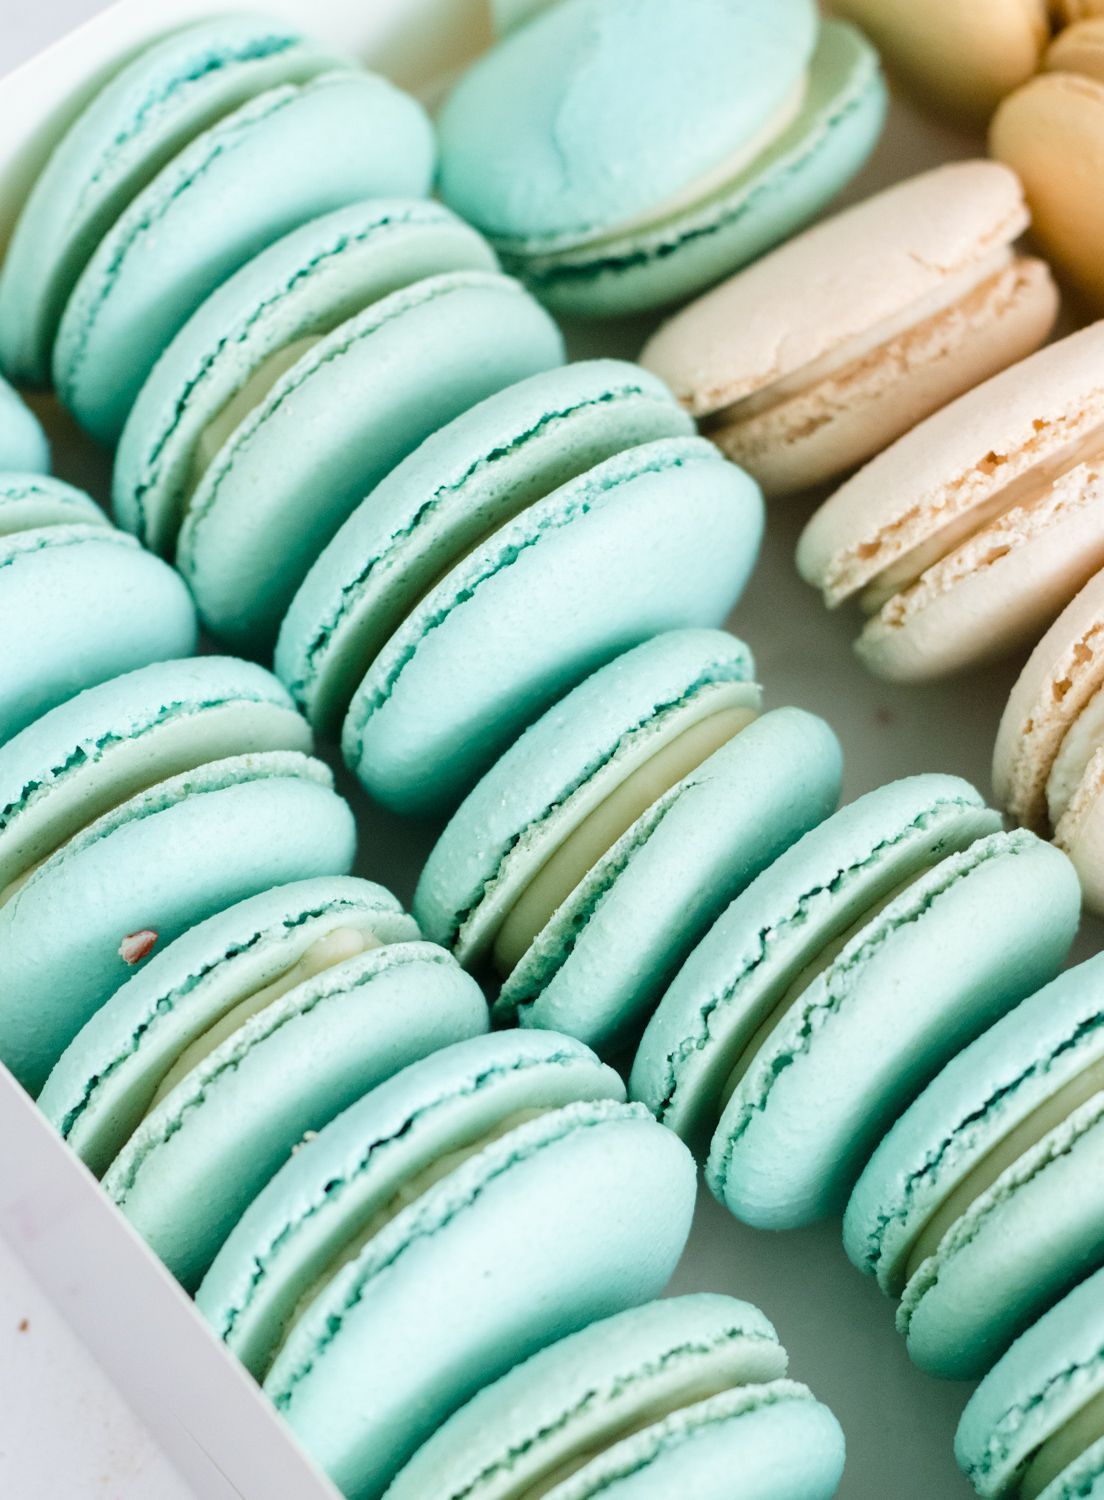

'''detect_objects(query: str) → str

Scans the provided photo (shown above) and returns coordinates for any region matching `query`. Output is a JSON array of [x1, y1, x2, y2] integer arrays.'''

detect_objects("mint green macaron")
[[0, 376, 48, 471]]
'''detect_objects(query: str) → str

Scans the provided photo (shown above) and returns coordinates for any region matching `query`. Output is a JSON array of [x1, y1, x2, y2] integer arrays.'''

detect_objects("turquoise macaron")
[[39, 877, 487, 1289], [0, 475, 197, 743], [957, 1266, 1104, 1500], [340, 435, 765, 818], [0, 19, 436, 443], [113, 199, 496, 557], [437, 0, 886, 315], [0, 655, 356, 1092], [197, 1029, 697, 1500], [845, 954, 1104, 1381], [415, 629, 841, 1056], [631, 775, 1081, 1226], [385, 1294, 846, 1500], [0, 376, 48, 471], [276, 357, 697, 738], [172, 264, 563, 651]]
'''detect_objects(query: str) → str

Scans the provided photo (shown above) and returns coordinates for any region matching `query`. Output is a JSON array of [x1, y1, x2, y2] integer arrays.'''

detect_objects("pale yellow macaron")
[[995, 570, 1104, 910], [640, 161, 1057, 498], [992, 19, 1104, 312], [798, 321, 1104, 682]]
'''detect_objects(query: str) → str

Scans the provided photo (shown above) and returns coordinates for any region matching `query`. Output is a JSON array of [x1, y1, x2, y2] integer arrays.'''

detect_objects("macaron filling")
[[487, 687, 761, 979], [1047, 687, 1104, 826], [1019, 1389, 1104, 1500]]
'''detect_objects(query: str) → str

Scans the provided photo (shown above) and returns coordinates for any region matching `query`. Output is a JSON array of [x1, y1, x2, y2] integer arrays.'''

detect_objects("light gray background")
[[2, 5, 1097, 1498]]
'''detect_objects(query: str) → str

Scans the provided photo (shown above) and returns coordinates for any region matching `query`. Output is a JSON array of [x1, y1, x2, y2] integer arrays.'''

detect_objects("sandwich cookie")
[[172, 262, 563, 651], [40, 878, 487, 1289], [0, 475, 196, 743], [385, 1294, 846, 1500], [845, 955, 1104, 1380], [0, 656, 356, 1092], [642, 162, 1058, 498], [0, 376, 48, 472], [197, 1030, 698, 1499], [994, 572, 1104, 914], [957, 1265, 1104, 1500], [0, 19, 436, 442], [437, 0, 885, 315], [993, 19, 1104, 314], [113, 199, 497, 557], [632, 776, 1081, 1226], [798, 323, 1104, 682], [415, 630, 841, 1056]]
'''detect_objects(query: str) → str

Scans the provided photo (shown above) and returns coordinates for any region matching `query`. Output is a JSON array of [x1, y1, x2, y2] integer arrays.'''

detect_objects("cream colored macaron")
[[640, 162, 1057, 498], [995, 570, 1104, 911], [798, 322, 1104, 682], [992, 19, 1104, 312], [830, 0, 1051, 122]]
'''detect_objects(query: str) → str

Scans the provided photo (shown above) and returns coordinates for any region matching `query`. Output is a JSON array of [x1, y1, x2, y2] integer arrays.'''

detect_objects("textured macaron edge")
[[0, 475, 104, 531]]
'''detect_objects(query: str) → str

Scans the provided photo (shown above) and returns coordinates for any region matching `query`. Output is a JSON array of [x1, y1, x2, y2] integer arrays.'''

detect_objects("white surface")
[[3, 4, 1103, 1500]]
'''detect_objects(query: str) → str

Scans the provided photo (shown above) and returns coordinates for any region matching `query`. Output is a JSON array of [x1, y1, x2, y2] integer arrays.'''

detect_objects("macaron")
[[197, 1030, 698, 1499], [993, 19, 1104, 313], [632, 775, 1081, 1226], [0, 475, 197, 743], [113, 199, 497, 557], [830, 0, 1051, 123], [844, 955, 1104, 1380], [437, 0, 886, 315], [957, 1265, 1104, 1500], [0, 19, 435, 442], [798, 322, 1104, 682], [39, 877, 487, 1289], [415, 630, 841, 1056], [0, 375, 48, 472], [385, 1295, 846, 1500], [0, 656, 356, 1092], [642, 162, 1058, 498], [173, 264, 563, 651], [994, 571, 1104, 913]]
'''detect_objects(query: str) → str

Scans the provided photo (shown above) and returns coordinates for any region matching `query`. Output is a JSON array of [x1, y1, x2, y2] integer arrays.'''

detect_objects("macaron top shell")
[[438, 0, 817, 244], [844, 955, 1104, 1297], [0, 16, 341, 385], [0, 474, 103, 534], [276, 358, 693, 733], [115, 198, 496, 555], [37, 875, 419, 1175], [384, 1294, 789, 1500], [0, 379, 49, 471], [957, 1266, 1104, 1498]]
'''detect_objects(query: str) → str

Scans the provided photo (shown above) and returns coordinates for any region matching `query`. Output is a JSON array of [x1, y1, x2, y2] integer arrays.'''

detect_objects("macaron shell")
[[38, 876, 417, 1175], [632, 775, 999, 1156], [275, 359, 694, 733], [178, 271, 564, 650], [0, 17, 340, 385], [496, 707, 842, 1055], [264, 1102, 697, 1500], [0, 527, 197, 744], [0, 474, 105, 534], [514, 21, 886, 318], [343, 439, 764, 816], [0, 379, 49, 471], [437, 0, 817, 242], [115, 199, 496, 554], [899, 1097, 1104, 1379], [707, 831, 1081, 1228], [102, 944, 488, 1290], [0, 752, 355, 1093], [53, 70, 436, 442]]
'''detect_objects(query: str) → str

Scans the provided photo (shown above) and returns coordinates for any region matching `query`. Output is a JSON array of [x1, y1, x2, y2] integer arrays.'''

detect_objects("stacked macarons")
[[437, 0, 886, 315]]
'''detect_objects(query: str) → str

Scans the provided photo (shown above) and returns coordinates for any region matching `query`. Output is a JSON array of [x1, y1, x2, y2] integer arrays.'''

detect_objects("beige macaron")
[[829, 0, 1051, 122], [992, 19, 1104, 312], [797, 321, 1104, 682], [640, 162, 1057, 498], [995, 570, 1104, 910]]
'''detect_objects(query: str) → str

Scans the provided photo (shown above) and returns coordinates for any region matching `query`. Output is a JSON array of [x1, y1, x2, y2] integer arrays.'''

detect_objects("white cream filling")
[[1047, 684, 1104, 829], [901, 1053, 1104, 1285], [491, 703, 759, 978], [1020, 1387, 1104, 1500], [711, 247, 1016, 430]]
